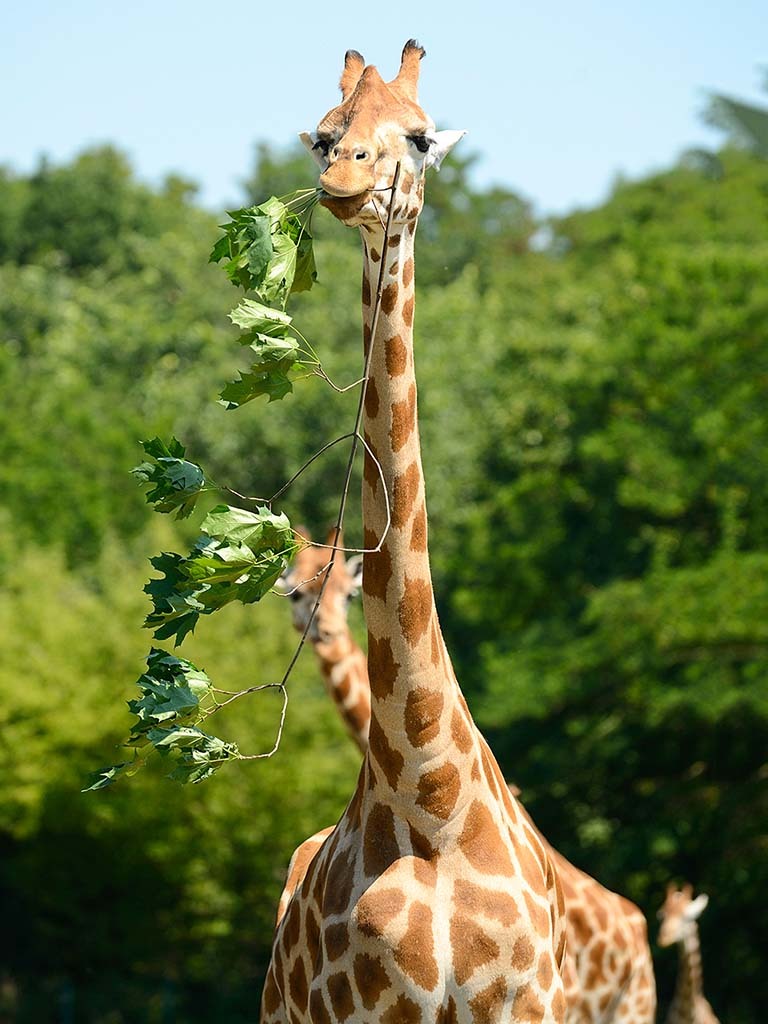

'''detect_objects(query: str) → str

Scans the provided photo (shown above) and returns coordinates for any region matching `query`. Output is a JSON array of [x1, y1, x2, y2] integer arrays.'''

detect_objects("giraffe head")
[[277, 528, 363, 644], [300, 40, 465, 227], [657, 883, 710, 947]]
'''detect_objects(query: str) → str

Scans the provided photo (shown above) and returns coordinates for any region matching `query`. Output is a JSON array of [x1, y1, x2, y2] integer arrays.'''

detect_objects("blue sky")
[[2, 1, 766, 215]]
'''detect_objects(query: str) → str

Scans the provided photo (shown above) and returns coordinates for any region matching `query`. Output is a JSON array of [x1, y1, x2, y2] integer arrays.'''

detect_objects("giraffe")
[[260, 41, 569, 1023], [657, 884, 720, 1024], [280, 537, 656, 1024], [278, 528, 370, 754]]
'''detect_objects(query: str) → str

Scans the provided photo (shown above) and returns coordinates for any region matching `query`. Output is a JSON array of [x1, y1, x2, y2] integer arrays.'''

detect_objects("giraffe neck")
[[359, 219, 470, 818], [312, 629, 370, 755], [668, 927, 704, 1024]]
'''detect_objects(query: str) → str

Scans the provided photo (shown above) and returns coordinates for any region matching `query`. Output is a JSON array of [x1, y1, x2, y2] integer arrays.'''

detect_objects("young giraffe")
[[260, 42, 568, 1023], [281, 538, 656, 1023], [279, 528, 369, 754], [657, 884, 720, 1024]]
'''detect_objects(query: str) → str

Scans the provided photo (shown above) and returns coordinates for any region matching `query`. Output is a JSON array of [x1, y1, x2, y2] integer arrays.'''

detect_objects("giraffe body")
[[261, 43, 567, 1023], [657, 885, 720, 1024], [281, 552, 655, 1024]]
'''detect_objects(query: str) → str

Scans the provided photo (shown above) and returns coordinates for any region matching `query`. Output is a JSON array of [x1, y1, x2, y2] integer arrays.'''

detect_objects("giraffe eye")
[[407, 134, 430, 154], [313, 138, 331, 155]]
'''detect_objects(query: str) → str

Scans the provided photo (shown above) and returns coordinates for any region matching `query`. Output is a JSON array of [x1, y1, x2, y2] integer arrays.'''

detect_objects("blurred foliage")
[[0, 141, 766, 1021]]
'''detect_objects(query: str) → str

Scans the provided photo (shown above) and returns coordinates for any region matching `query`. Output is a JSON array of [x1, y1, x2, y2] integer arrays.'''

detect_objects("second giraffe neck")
[[359, 220, 467, 805], [669, 929, 704, 1024]]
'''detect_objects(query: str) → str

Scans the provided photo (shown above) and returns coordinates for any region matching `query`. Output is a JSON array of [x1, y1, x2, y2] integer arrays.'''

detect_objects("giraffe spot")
[[395, 902, 439, 991], [381, 283, 398, 315], [454, 878, 521, 928], [327, 972, 355, 1021], [363, 433, 379, 495], [370, 247, 381, 263], [288, 957, 308, 1011], [324, 922, 350, 962], [367, 634, 399, 698], [569, 906, 591, 948], [363, 536, 392, 601], [363, 802, 400, 876], [407, 219, 417, 234], [390, 383, 416, 452], [262, 967, 281, 1016], [356, 886, 406, 937], [392, 461, 420, 529], [551, 989, 566, 1022], [282, 899, 302, 950], [523, 891, 552, 939], [402, 257, 414, 288], [458, 801, 516, 877], [368, 718, 405, 791], [412, 855, 437, 888], [408, 822, 436, 860], [537, 952, 554, 992], [404, 687, 444, 748], [436, 997, 459, 1024], [381, 994, 422, 1024], [591, 939, 606, 969], [309, 988, 332, 1024], [389, 259, 399, 277], [398, 577, 433, 646], [388, 234, 401, 247], [511, 935, 536, 973], [323, 846, 356, 916], [511, 982, 546, 1023], [517, 840, 546, 892], [353, 953, 391, 1011], [598, 992, 612, 1013], [430, 620, 442, 666], [417, 762, 461, 819], [402, 295, 414, 326], [306, 908, 321, 963], [469, 976, 506, 1024], [480, 743, 501, 799], [451, 708, 473, 753], [451, 914, 500, 985], [365, 377, 380, 419], [362, 274, 372, 307], [410, 505, 427, 551], [400, 171, 415, 195], [363, 322, 372, 354], [385, 333, 408, 376]]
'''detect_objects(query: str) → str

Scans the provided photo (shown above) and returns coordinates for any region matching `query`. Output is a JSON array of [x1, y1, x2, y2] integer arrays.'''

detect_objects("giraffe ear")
[[346, 554, 364, 595], [299, 131, 328, 169], [425, 130, 467, 171], [684, 894, 709, 921]]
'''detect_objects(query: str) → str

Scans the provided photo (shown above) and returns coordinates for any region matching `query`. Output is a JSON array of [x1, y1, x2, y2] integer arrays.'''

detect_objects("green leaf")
[[259, 232, 298, 307], [201, 504, 292, 547], [132, 437, 206, 519], [144, 552, 204, 645], [81, 762, 132, 792], [292, 228, 317, 293], [228, 298, 292, 336], [243, 215, 273, 283], [147, 726, 241, 784], [220, 367, 294, 408]]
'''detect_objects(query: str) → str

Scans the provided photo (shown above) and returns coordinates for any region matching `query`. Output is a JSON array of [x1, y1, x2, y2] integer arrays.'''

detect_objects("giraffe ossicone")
[[261, 42, 568, 1024]]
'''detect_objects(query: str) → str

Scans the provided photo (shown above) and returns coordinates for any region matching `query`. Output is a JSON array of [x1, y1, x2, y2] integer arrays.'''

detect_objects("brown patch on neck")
[[362, 274, 372, 307], [398, 576, 433, 646], [402, 257, 414, 288], [364, 376, 379, 419], [410, 505, 427, 551], [416, 762, 461, 819], [368, 717, 404, 790], [391, 462, 420, 529], [468, 977, 506, 1024], [402, 294, 414, 326], [363, 531, 392, 601], [353, 953, 391, 1012], [363, 802, 400, 877], [458, 800, 515, 876], [367, 633, 399, 698], [450, 916, 500, 986], [408, 822, 437, 860], [395, 902, 439, 991], [381, 282, 399, 314], [388, 234, 401, 247], [404, 687, 444, 747], [362, 432, 379, 495], [390, 382, 417, 452], [385, 333, 408, 376]]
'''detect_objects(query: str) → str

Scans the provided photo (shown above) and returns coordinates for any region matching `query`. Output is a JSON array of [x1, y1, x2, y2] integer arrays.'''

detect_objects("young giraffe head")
[[657, 882, 710, 947], [277, 528, 363, 644], [300, 39, 465, 227]]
